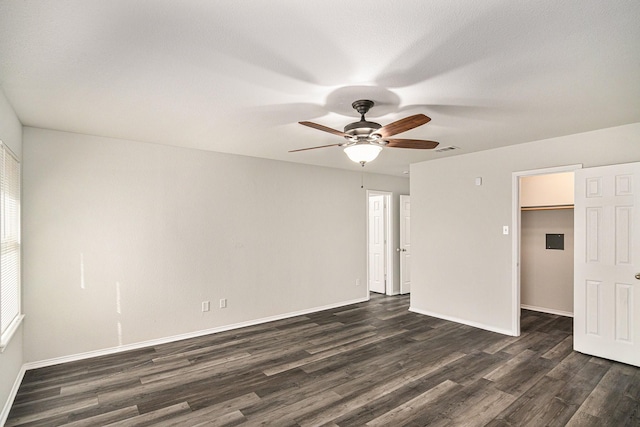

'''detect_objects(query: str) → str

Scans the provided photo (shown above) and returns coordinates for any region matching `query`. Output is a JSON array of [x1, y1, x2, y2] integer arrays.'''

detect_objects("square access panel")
[[546, 233, 564, 250]]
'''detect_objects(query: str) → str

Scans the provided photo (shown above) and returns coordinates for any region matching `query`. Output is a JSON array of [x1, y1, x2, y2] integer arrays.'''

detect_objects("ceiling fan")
[[292, 100, 439, 166]]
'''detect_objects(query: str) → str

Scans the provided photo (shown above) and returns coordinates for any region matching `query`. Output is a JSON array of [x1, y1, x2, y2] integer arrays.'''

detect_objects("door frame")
[[399, 194, 410, 295], [511, 164, 582, 336], [367, 190, 394, 295]]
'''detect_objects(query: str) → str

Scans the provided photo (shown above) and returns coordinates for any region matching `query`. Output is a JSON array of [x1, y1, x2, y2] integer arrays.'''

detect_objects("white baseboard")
[[1, 364, 26, 427], [521, 304, 573, 318], [409, 306, 516, 336], [24, 296, 369, 371]]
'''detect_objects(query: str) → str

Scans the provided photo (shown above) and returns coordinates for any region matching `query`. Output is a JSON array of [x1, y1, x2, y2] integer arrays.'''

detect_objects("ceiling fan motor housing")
[[344, 120, 381, 137], [344, 99, 382, 142]]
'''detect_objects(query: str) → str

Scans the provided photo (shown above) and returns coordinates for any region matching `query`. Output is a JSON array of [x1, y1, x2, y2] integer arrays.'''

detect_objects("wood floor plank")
[[162, 393, 260, 426], [565, 410, 604, 427], [437, 380, 516, 427], [60, 358, 190, 395], [489, 354, 555, 396], [546, 351, 592, 381], [365, 379, 459, 426], [11, 387, 62, 407], [484, 349, 536, 381], [6, 296, 640, 426], [191, 409, 246, 427], [482, 334, 521, 355], [492, 376, 570, 426], [242, 369, 352, 418], [102, 401, 191, 426], [554, 359, 612, 406], [305, 330, 378, 354], [139, 352, 252, 384], [295, 352, 467, 426], [570, 365, 630, 423], [244, 390, 342, 426], [262, 328, 408, 376], [63, 406, 140, 427], [5, 396, 99, 426], [542, 334, 573, 360], [150, 337, 253, 363]]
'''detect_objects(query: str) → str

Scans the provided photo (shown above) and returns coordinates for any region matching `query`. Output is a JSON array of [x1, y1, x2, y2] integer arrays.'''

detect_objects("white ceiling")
[[1, 1, 639, 176]]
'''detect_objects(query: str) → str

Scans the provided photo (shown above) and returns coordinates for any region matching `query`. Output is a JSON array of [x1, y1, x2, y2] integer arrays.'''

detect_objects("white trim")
[[521, 304, 573, 318], [366, 190, 394, 296], [0, 364, 26, 427], [0, 314, 24, 352], [511, 164, 582, 337], [383, 193, 393, 295], [409, 306, 515, 336], [399, 194, 410, 295], [24, 296, 369, 370]]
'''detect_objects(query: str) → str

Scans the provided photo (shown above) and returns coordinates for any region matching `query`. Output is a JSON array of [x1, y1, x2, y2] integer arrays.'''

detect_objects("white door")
[[400, 195, 411, 294], [574, 162, 640, 367], [369, 195, 385, 293]]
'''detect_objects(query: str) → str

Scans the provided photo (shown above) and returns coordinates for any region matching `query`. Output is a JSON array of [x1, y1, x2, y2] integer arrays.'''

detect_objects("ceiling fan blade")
[[375, 114, 431, 138], [289, 143, 343, 153], [385, 139, 439, 149], [299, 121, 349, 138]]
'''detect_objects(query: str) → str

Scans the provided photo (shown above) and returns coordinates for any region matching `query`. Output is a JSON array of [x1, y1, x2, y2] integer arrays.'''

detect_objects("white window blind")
[[0, 141, 21, 349]]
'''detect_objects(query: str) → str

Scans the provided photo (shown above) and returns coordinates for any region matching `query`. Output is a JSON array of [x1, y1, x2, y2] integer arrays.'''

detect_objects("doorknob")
[[636, 273, 640, 280]]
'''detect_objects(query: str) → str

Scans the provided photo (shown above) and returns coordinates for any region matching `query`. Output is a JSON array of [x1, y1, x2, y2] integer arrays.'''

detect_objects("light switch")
[[503, 226, 509, 235]]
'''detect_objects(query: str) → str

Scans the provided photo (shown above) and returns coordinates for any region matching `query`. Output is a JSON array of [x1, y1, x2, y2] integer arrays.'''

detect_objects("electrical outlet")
[[202, 301, 210, 312], [219, 298, 227, 309]]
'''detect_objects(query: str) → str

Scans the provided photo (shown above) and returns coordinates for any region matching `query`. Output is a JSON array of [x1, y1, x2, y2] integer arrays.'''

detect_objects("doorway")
[[367, 190, 393, 295], [511, 164, 582, 335]]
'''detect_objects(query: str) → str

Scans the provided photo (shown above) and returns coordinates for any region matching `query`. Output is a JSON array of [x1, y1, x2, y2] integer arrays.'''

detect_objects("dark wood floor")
[[6, 293, 640, 426]]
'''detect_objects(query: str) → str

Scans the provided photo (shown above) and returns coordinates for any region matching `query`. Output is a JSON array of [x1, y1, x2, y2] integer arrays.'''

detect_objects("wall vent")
[[435, 145, 460, 153]]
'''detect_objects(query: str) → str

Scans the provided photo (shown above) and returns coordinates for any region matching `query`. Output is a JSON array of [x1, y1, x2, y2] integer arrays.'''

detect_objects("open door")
[[574, 162, 640, 367], [400, 195, 411, 294]]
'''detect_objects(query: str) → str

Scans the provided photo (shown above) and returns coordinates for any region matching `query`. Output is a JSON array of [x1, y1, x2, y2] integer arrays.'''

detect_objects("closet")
[[520, 172, 574, 317]]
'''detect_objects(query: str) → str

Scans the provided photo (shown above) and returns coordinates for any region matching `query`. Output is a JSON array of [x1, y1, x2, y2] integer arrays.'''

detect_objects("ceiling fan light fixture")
[[344, 144, 382, 166]]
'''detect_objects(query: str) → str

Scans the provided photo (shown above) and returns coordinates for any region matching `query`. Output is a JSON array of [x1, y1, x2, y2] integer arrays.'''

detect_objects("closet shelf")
[[521, 204, 574, 211]]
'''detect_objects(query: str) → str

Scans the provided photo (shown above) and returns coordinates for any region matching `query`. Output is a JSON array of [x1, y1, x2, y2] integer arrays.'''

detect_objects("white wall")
[[410, 123, 640, 334], [0, 89, 23, 423], [521, 209, 574, 315], [22, 127, 409, 363]]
